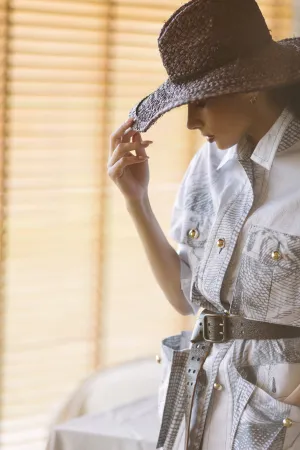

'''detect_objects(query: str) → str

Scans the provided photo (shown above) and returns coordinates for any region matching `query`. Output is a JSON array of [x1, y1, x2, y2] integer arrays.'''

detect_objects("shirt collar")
[[216, 107, 294, 172], [251, 107, 294, 170], [216, 145, 238, 170]]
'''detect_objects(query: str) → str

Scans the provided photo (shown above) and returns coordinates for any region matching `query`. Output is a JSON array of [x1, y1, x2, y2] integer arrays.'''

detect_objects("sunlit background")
[[0, 1, 298, 449]]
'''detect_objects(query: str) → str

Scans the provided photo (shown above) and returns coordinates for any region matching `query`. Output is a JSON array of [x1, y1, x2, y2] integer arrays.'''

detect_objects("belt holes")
[[193, 370, 196, 373], [188, 369, 191, 372], [192, 357, 195, 360], [197, 358, 200, 361]]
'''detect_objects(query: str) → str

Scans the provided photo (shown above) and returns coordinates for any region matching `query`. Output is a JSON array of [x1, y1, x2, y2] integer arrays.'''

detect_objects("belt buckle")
[[203, 313, 228, 343]]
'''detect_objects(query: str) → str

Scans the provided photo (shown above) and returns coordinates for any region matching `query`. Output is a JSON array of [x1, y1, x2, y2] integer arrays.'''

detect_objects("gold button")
[[271, 250, 281, 261], [156, 354, 161, 364], [217, 238, 225, 248], [283, 417, 293, 428], [213, 383, 223, 391], [188, 228, 199, 239]]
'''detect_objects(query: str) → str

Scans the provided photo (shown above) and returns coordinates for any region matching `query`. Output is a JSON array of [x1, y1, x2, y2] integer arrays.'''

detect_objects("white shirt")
[[157, 106, 300, 450], [171, 106, 300, 319]]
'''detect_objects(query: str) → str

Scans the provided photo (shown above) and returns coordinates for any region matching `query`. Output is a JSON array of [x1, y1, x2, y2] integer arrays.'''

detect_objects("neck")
[[246, 97, 286, 147]]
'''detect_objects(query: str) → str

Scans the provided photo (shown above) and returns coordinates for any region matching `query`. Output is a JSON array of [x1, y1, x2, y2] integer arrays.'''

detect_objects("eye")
[[193, 99, 207, 108]]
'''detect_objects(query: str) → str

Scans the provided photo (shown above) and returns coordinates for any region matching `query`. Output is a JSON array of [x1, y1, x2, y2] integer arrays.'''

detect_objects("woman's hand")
[[107, 118, 153, 202]]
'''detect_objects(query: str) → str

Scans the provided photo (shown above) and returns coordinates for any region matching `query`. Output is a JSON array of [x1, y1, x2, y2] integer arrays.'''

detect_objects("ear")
[[244, 91, 260, 101]]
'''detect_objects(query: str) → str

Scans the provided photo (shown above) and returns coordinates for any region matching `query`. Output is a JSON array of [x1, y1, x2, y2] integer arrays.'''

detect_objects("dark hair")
[[266, 82, 300, 119]]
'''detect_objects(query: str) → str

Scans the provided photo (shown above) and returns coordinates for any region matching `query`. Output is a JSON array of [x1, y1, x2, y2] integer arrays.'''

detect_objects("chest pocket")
[[232, 225, 300, 326]]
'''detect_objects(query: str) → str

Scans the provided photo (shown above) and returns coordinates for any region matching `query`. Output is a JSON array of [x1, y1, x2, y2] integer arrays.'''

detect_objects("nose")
[[187, 103, 203, 130], [187, 121, 199, 131]]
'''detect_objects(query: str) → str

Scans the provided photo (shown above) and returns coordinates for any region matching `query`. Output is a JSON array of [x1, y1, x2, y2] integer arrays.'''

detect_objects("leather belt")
[[191, 309, 300, 343], [184, 309, 300, 450]]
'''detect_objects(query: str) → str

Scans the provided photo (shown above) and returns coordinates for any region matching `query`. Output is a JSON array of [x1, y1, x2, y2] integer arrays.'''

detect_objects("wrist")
[[126, 194, 151, 215]]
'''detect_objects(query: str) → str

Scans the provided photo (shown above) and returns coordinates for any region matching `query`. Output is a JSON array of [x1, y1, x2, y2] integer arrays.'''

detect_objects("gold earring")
[[250, 95, 258, 105]]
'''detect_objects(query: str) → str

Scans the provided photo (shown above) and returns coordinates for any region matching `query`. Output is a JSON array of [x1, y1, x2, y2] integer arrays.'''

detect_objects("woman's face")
[[187, 92, 257, 150]]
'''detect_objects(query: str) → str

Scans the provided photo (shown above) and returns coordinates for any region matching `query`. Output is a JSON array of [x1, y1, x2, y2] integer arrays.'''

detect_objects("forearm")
[[126, 196, 193, 316]]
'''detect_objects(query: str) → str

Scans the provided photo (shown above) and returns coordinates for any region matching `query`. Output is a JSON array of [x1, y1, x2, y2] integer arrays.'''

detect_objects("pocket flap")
[[245, 225, 300, 270]]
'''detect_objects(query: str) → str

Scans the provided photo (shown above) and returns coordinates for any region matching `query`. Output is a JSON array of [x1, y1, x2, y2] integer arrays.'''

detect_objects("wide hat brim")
[[129, 37, 300, 132]]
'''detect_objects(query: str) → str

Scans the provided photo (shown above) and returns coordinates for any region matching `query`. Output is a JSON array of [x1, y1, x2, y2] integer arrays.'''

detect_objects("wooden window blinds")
[[0, 1, 294, 449]]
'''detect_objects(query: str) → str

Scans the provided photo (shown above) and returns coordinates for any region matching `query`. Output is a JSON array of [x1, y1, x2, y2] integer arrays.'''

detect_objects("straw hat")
[[128, 0, 300, 132]]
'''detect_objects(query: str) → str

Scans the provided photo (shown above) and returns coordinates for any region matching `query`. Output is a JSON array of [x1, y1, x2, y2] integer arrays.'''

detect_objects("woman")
[[107, 0, 300, 449]]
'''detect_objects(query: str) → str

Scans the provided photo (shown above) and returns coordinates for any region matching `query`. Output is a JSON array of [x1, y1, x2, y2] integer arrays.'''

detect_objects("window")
[[0, 1, 294, 449]]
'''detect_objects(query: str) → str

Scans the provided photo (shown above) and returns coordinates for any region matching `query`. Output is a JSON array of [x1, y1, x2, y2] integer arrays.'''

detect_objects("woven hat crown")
[[158, 0, 273, 83]]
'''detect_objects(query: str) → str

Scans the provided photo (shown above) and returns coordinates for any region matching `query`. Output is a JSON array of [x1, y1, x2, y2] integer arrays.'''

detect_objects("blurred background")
[[0, 1, 299, 449]]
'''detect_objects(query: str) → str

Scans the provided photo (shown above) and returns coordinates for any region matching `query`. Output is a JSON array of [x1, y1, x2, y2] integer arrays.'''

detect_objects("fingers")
[[110, 118, 135, 156], [108, 154, 149, 180], [122, 128, 138, 143], [108, 140, 152, 167], [132, 132, 151, 158]]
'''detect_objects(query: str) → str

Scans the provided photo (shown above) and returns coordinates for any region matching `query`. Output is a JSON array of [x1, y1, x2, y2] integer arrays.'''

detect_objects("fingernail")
[[141, 142, 153, 147], [127, 117, 134, 123], [141, 140, 153, 144]]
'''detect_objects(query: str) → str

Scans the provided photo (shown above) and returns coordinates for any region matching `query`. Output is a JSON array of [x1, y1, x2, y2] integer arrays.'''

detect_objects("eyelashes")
[[193, 99, 207, 108]]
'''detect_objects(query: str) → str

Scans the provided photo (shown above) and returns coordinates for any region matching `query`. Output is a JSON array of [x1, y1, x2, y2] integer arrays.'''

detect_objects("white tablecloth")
[[47, 395, 161, 450]]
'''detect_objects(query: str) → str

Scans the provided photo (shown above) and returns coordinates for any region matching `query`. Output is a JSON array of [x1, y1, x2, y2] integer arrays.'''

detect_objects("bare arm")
[[107, 117, 192, 316], [126, 195, 193, 316]]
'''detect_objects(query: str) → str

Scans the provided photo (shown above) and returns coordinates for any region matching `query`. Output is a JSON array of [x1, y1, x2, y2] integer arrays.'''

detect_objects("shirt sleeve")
[[169, 145, 206, 316], [176, 243, 199, 315]]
